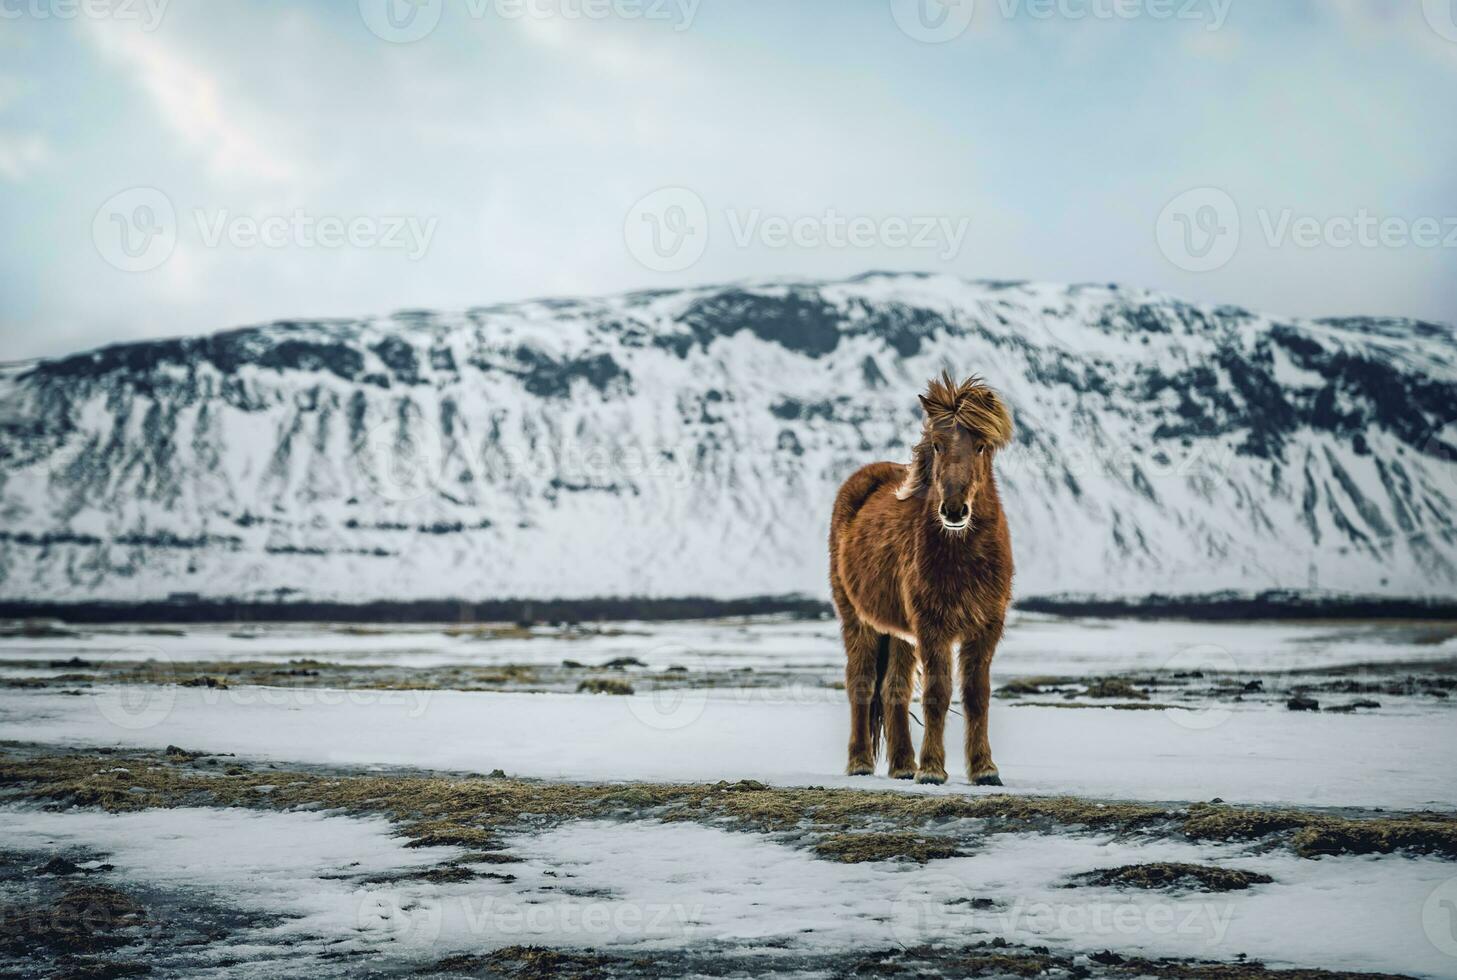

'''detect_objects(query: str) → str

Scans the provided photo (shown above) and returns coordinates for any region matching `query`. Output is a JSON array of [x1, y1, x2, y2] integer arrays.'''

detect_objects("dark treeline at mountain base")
[[3, 590, 1456, 625], [1017, 590, 1457, 621], [0, 594, 832, 625]]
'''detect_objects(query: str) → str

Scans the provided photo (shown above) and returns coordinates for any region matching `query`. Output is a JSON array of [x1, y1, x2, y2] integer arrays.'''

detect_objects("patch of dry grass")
[[813, 831, 961, 863], [1066, 862, 1274, 892], [1083, 678, 1151, 700], [2, 748, 1453, 863], [427, 945, 623, 978], [576, 678, 634, 695]]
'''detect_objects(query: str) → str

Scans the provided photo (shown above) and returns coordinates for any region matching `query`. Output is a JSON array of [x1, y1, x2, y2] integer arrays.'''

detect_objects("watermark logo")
[[94, 645, 177, 732], [1160, 188, 1457, 271], [1162, 644, 1238, 731], [93, 187, 177, 273], [626, 642, 710, 731], [625, 187, 973, 272], [0, 0, 171, 30], [624, 187, 709, 273], [196, 685, 434, 718], [360, 0, 701, 42], [891, 0, 977, 43], [1423, 876, 1457, 958], [893, 872, 1235, 947], [355, 892, 444, 944], [890, 872, 978, 947], [492, 0, 700, 29], [1156, 187, 1240, 273], [94, 189, 436, 272], [359, 0, 443, 42], [354, 420, 448, 504], [1424, 0, 1457, 43], [997, 440, 1237, 484]]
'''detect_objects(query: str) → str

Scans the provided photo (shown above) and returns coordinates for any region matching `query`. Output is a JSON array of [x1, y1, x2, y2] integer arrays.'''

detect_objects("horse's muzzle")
[[938, 500, 971, 531]]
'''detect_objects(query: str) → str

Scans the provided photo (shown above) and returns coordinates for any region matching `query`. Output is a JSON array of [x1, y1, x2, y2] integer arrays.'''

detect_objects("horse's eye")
[[976, 445, 985, 456], [932, 442, 943, 454]]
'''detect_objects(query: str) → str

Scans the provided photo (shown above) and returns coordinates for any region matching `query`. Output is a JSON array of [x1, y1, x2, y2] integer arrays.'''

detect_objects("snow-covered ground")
[[3, 615, 1455, 978], [3, 612, 1452, 677], [509, 821, 1456, 978], [3, 806, 474, 971], [2, 682, 1453, 809], [5, 806, 1454, 978], [4, 615, 1455, 806]]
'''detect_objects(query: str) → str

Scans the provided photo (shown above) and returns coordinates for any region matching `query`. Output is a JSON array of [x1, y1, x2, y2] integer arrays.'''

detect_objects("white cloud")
[[507, 7, 683, 78], [1181, 25, 1241, 61], [1, 3, 1451, 362], [1321, 0, 1457, 68], [81, 21, 298, 185], [0, 75, 21, 113], [0, 131, 49, 181]]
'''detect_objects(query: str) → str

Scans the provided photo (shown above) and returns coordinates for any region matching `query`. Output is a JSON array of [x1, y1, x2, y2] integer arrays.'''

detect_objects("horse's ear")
[[917, 394, 933, 416]]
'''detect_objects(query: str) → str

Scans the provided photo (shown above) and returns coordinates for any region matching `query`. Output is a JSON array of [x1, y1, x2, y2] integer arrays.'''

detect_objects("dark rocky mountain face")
[[1, 273, 1453, 603]]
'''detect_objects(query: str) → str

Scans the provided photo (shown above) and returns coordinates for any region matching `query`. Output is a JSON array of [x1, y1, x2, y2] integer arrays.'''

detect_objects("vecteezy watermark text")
[[194, 209, 437, 259], [725, 209, 970, 261], [624, 187, 971, 272], [891, 0, 1231, 43], [0, 0, 169, 30], [356, 892, 703, 945], [891, 873, 1236, 948], [1257, 209, 1457, 251], [997, 0, 1231, 28], [358, 0, 701, 43], [93, 188, 438, 272], [1157, 187, 1457, 273]]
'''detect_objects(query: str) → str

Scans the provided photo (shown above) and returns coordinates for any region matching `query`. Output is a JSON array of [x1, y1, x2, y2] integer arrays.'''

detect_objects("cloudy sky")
[[1, 0, 1455, 361]]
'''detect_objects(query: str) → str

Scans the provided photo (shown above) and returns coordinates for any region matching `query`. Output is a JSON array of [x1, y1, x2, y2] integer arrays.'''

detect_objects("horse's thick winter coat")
[[828, 373, 1015, 785]]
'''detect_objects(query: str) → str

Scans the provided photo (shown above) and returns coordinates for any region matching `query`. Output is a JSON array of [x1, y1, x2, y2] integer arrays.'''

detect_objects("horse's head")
[[896, 372, 1014, 533]]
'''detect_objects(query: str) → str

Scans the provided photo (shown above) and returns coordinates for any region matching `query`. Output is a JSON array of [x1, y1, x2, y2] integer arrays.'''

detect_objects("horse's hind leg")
[[960, 618, 1005, 786], [882, 637, 918, 779], [840, 617, 883, 776]]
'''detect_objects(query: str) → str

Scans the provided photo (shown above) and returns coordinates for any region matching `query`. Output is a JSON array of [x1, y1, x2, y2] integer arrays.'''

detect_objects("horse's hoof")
[[889, 768, 916, 781], [915, 770, 948, 785], [972, 771, 1003, 787], [846, 763, 875, 777]]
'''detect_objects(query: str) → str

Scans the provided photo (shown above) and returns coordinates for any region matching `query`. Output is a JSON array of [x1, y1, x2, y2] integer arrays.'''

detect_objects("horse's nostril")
[[940, 503, 969, 522]]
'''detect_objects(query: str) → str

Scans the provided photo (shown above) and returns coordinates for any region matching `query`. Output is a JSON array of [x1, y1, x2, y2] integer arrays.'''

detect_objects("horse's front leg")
[[914, 631, 952, 785], [882, 637, 918, 780], [960, 616, 1006, 786]]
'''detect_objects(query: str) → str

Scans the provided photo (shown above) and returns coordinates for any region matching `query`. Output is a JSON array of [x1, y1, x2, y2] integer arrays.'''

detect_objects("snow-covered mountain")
[[1, 273, 1454, 604]]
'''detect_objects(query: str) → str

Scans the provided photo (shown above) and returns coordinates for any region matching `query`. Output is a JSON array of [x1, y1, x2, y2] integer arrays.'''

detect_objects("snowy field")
[[2, 613, 1455, 978], [3, 682, 1455, 810], [4, 612, 1454, 675]]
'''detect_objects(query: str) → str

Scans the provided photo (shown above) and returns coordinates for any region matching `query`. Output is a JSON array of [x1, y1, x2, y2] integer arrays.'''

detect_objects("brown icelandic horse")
[[829, 373, 1014, 785]]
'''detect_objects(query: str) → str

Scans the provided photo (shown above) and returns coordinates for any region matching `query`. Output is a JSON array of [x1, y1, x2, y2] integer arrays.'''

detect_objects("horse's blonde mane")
[[896, 372, 1014, 500]]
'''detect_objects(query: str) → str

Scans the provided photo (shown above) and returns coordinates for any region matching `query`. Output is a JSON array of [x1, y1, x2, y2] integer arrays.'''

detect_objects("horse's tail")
[[868, 633, 890, 762]]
